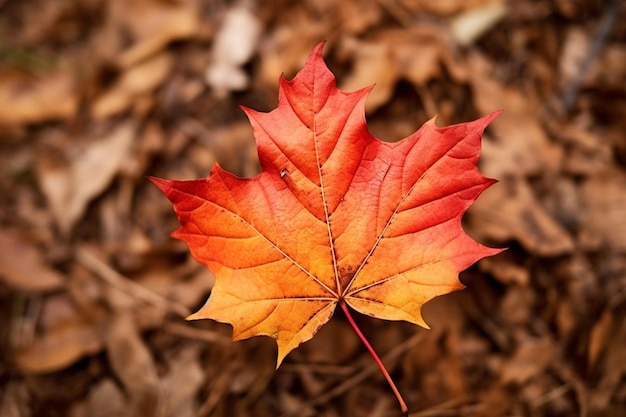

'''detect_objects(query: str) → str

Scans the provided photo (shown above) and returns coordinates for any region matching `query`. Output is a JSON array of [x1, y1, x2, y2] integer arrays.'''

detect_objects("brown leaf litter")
[[1, 0, 625, 416]]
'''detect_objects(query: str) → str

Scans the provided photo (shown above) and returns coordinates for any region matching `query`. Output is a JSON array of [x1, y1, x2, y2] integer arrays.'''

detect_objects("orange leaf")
[[151, 43, 503, 366]]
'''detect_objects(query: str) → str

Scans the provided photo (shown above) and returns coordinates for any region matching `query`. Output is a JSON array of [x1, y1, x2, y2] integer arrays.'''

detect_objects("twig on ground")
[[76, 247, 190, 317], [560, 0, 621, 111], [162, 321, 230, 344], [280, 331, 424, 417]]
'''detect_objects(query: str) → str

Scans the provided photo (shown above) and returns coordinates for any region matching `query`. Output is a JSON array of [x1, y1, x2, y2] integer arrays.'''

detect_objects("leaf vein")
[[172, 185, 337, 296], [343, 135, 468, 294]]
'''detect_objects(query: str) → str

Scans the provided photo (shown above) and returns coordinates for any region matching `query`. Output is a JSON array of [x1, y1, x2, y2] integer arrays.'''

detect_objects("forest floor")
[[1, 1, 625, 416]]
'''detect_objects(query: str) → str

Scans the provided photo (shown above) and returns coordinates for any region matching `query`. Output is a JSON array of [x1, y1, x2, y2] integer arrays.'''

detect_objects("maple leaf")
[[152, 42, 502, 414]]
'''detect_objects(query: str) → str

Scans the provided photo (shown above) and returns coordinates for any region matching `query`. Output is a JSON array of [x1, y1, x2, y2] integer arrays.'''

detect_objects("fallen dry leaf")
[[0, 229, 65, 292], [339, 28, 467, 113], [105, 311, 160, 415], [449, 0, 506, 46], [160, 347, 204, 417], [85, 379, 129, 417], [205, 5, 262, 97], [579, 170, 626, 251], [559, 28, 592, 90], [468, 52, 562, 177], [338, 40, 398, 112], [470, 178, 574, 256], [0, 70, 77, 128], [588, 318, 626, 414], [92, 53, 173, 120], [2, 1, 626, 416], [501, 337, 556, 385], [37, 123, 135, 235], [14, 295, 106, 374], [587, 309, 614, 371], [111, 0, 200, 68]]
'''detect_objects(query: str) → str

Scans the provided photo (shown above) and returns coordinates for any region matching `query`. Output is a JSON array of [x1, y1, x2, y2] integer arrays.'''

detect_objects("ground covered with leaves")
[[1, 1, 625, 416]]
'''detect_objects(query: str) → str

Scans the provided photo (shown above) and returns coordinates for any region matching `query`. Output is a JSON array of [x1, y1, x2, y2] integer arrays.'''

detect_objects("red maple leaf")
[[151, 42, 502, 414]]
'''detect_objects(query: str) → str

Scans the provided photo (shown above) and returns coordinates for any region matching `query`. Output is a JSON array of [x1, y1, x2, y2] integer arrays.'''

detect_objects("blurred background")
[[1, 0, 625, 416]]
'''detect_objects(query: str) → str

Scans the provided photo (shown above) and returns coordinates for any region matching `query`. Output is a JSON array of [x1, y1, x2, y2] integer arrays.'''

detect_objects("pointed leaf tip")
[[148, 176, 169, 190]]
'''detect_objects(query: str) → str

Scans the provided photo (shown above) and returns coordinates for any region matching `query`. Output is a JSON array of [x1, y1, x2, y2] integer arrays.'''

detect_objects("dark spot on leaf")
[[338, 265, 358, 290]]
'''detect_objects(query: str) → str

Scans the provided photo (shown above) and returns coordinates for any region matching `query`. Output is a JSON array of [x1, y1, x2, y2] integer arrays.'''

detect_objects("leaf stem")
[[339, 299, 409, 416]]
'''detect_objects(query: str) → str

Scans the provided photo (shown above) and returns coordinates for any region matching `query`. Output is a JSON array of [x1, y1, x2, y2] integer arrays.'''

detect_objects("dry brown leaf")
[[105, 311, 159, 415], [299, 319, 360, 365], [160, 348, 203, 417], [338, 40, 397, 112], [92, 53, 173, 119], [588, 309, 614, 371], [0, 382, 29, 417], [469, 52, 562, 177], [591, 45, 626, 89], [258, 25, 327, 87], [579, 171, 626, 251], [501, 337, 556, 385], [85, 379, 129, 417], [559, 28, 591, 89], [336, 0, 382, 33], [393, 28, 468, 85], [0, 229, 65, 291], [0, 70, 77, 128], [551, 255, 598, 346], [558, 26, 626, 94], [1, 1, 624, 415], [37, 123, 135, 235], [400, 0, 498, 16], [14, 296, 106, 374], [479, 255, 529, 286], [553, 123, 614, 176], [339, 28, 467, 112], [112, 0, 200, 68], [134, 267, 214, 310], [543, 177, 581, 235], [125, 121, 166, 179], [74, 246, 189, 319], [470, 178, 574, 256], [449, 0, 506, 46], [499, 286, 535, 327], [195, 121, 256, 177], [588, 319, 626, 414], [205, 5, 262, 96]]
